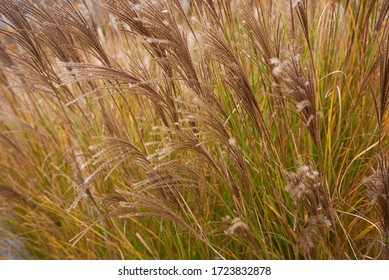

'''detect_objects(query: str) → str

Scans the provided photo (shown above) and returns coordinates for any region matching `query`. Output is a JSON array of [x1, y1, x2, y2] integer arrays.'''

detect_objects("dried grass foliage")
[[0, 0, 388, 259]]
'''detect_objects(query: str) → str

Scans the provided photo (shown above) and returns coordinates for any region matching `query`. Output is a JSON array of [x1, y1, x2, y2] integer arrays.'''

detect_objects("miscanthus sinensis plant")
[[0, 0, 388, 259]]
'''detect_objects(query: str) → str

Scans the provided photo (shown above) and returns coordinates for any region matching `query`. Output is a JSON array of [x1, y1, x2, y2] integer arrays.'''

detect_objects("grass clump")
[[0, 0, 388, 259]]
